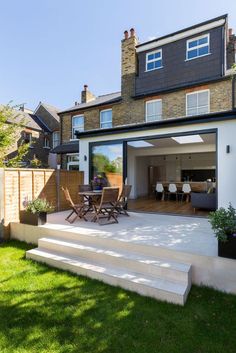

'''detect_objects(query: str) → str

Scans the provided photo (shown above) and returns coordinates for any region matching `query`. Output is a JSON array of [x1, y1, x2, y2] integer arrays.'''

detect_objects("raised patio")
[[46, 211, 216, 256], [10, 210, 236, 305]]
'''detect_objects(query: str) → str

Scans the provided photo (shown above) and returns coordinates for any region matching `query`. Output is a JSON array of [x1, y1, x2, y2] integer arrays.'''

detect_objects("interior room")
[[127, 132, 216, 216]]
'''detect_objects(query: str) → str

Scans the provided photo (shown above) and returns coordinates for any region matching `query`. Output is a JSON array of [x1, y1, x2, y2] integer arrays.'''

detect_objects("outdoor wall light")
[[84, 155, 87, 161], [226, 145, 230, 154]]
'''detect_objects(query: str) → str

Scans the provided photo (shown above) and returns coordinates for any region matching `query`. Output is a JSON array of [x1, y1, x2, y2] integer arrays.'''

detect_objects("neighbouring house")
[[55, 14, 236, 216], [34, 102, 60, 167], [3, 102, 60, 168]]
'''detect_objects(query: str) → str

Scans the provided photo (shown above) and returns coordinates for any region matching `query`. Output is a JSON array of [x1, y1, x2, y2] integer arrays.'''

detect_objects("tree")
[[0, 104, 29, 167]]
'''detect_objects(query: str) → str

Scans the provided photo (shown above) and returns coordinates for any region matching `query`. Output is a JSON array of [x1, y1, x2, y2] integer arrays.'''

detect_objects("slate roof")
[[59, 92, 121, 114], [31, 114, 52, 133], [40, 103, 60, 122], [2, 107, 42, 131], [51, 141, 79, 154]]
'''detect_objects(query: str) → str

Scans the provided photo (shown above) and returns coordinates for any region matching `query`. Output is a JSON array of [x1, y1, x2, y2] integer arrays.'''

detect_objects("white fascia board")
[[136, 19, 226, 53]]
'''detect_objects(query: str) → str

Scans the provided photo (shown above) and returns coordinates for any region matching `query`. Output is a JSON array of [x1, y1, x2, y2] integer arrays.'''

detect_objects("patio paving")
[[46, 211, 217, 257]]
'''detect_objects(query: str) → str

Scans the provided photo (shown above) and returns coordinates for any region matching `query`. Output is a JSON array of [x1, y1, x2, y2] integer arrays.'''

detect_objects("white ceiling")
[[128, 133, 216, 149]]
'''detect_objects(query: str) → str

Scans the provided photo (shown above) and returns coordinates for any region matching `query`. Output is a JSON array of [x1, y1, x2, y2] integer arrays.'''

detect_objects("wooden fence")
[[0, 168, 84, 240]]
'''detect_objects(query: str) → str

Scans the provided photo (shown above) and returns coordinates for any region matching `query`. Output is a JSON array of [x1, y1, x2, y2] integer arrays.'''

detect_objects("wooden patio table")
[[78, 190, 103, 221]]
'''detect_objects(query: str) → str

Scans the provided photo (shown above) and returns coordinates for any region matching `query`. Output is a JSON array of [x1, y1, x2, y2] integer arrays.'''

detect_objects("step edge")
[[38, 237, 191, 272], [26, 248, 189, 296]]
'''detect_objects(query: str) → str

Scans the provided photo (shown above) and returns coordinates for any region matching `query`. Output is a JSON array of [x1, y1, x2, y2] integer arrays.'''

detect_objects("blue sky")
[[0, 0, 235, 110]]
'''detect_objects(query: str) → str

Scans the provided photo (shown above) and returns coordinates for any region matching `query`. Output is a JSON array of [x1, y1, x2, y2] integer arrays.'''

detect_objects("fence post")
[[0, 169, 5, 240], [56, 167, 60, 211]]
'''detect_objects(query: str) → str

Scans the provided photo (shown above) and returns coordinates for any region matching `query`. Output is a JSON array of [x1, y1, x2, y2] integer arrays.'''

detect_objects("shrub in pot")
[[209, 204, 236, 259], [20, 198, 54, 226]]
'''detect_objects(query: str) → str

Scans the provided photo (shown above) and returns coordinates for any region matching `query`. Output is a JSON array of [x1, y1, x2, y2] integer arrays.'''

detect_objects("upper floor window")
[[186, 34, 210, 60], [24, 132, 32, 144], [146, 99, 162, 122], [146, 49, 162, 71], [100, 109, 112, 129], [23, 131, 34, 148], [186, 90, 210, 116], [44, 137, 50, 149], [52, 131, 60, 148], [72, 115, 84, 139]]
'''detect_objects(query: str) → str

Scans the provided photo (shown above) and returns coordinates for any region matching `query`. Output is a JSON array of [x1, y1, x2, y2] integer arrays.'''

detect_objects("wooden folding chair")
[[62, 187, 88, 223], [116, 184, 132, 216], [93, 187, 119, 225]]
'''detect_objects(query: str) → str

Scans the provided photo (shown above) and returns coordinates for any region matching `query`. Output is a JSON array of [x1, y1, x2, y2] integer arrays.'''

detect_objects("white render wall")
[[79, 119, 236, 209]]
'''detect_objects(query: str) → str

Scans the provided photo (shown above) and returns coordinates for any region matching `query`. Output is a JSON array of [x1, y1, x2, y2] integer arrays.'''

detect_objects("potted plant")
[[20, 198, 54, 226], [92, 174, 107, 191], [209, 204, 236, 259]]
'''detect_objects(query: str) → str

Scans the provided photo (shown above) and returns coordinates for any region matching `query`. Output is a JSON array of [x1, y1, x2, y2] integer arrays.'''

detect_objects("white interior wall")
[[128, 151, 216, 199]]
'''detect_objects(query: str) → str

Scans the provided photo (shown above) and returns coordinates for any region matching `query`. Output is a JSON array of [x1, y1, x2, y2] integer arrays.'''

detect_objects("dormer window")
[[186, 34, 210, 60], [146, 49, 162, 71]]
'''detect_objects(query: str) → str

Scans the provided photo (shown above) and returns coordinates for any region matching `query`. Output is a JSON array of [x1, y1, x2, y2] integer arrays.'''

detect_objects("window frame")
[[71, 115, 84, 140], [100, 109, 113, 129], [145, 99, 162, 122], [145, 49, 163, 72], [66, 153, 80, 170], [52, 131, 60, 148], [186, 33, 210, 61], [186, 89, 210, 116], [43, 137, 50, 149]]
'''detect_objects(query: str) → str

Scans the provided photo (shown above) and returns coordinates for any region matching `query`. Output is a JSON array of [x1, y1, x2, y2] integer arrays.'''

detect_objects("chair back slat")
[[100, 187, 119, 205], [62, 187, 75, 207], [120, 184, 132, 199]]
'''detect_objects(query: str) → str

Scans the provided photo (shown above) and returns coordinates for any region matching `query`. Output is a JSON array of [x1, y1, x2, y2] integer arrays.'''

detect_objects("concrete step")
[[26, 247, 190, 305], [44, 228, 191, 260], [38, 237, 191, 284]]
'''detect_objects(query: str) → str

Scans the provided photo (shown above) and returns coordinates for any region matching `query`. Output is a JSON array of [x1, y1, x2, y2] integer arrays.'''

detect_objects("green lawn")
[[0, 241, 236, 353]]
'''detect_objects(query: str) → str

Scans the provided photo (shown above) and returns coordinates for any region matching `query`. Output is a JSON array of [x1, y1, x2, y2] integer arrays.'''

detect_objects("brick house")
[[4, 103, 60, 167], [55, 14, 236, 214], [34, 102, 60, 167]]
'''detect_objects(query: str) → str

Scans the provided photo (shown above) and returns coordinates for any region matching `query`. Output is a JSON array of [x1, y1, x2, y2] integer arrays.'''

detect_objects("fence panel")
[[1, 168, 84, 240]]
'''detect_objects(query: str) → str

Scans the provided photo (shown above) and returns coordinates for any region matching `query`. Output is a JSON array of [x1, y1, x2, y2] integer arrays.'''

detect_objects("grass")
[[0, 241, 236, 353]]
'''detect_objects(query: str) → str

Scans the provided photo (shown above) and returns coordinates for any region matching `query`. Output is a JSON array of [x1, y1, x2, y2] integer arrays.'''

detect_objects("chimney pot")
[[84, 84, 88, 91], [75, 101, 78, 106], [124, 30, 128, 40], [130, 28, 135, 37]]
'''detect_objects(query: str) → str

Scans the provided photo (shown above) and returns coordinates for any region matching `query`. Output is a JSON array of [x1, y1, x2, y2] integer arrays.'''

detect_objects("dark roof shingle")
[[59, 92, 121, 114]]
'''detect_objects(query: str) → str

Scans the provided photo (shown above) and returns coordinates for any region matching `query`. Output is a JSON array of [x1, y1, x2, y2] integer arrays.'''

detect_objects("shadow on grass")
[[0, 240, 236, 353]]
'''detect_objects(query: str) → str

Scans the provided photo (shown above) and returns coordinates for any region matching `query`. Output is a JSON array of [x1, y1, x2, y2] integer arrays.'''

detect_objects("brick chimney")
[[81, 85, 96, 104], [227, 28, 236, 69], [121, 28, 138, 102]]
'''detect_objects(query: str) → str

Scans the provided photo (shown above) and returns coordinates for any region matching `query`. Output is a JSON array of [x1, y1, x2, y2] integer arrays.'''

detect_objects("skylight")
[[171, 135, 203, 144], [128, 140, 154, 148]]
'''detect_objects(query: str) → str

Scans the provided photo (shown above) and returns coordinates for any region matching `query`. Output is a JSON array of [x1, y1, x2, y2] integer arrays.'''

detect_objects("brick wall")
[[60, 77, 233, 142], [5, 127, 50, 167]]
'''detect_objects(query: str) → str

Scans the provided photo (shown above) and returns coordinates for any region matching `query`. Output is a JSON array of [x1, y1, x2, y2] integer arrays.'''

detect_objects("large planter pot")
[[20, 211, 47, 226], [218, 234, 236, 259]]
